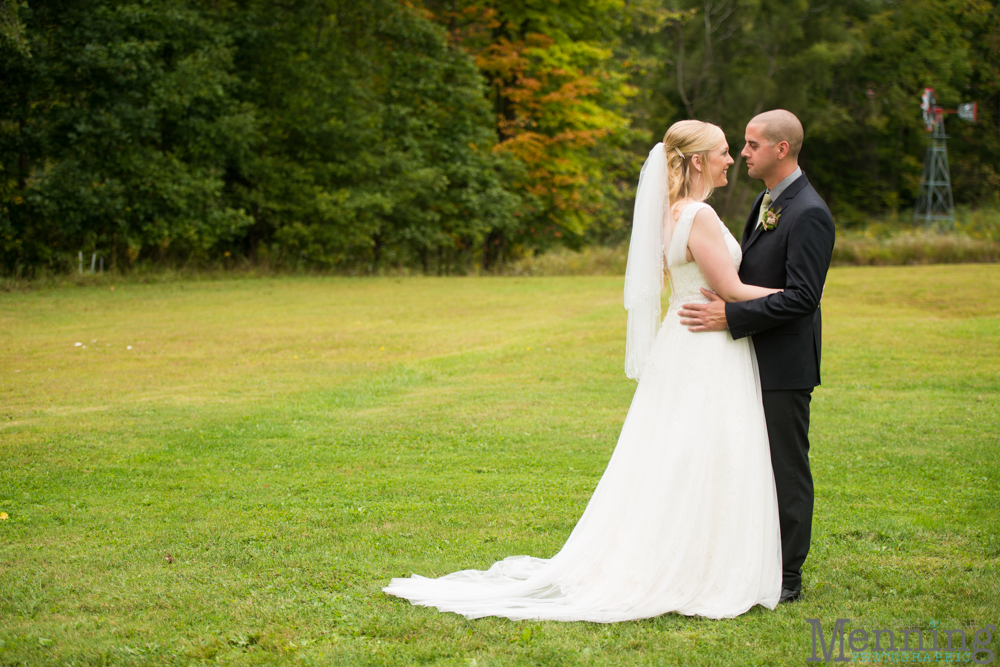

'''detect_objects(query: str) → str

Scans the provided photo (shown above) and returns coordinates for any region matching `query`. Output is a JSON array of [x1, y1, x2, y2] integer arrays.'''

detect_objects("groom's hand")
[[679, 289, 728, 332]]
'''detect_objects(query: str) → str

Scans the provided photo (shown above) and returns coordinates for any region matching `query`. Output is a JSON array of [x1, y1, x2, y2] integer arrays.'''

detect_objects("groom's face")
[[742, 123, 778, 181]]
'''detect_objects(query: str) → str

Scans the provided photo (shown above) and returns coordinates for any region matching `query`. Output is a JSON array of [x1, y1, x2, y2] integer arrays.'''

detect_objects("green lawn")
[[1, 266, 998, 666]]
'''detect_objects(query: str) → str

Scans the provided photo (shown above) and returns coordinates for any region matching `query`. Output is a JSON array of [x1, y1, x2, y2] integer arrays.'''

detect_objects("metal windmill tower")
[[913, 88, 977, 229]]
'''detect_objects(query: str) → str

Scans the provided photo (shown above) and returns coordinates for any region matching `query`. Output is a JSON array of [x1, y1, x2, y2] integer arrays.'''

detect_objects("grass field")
[[1, 266, 998, 666]]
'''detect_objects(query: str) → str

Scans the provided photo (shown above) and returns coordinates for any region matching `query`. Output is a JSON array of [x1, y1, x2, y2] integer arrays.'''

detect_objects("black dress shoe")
[[780, 587, 802, 603]]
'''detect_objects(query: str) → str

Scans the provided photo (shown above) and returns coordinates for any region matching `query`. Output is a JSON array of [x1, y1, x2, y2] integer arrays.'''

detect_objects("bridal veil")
[[624, 143, 670, 381]]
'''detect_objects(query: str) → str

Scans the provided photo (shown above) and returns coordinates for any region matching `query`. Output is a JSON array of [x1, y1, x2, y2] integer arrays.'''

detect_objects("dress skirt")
[[383, 310, 782, 622]]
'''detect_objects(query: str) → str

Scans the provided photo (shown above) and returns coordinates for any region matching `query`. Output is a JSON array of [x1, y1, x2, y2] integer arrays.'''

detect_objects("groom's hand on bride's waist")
[[679, 289, 728, 332]]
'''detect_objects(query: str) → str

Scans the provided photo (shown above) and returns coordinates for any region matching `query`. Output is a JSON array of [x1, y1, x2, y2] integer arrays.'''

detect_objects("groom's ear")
[[776, 140, 790, 160]]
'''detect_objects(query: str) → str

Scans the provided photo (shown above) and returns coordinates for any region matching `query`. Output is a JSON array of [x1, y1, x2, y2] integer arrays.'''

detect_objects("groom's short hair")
[[750, 110, 804, 160]]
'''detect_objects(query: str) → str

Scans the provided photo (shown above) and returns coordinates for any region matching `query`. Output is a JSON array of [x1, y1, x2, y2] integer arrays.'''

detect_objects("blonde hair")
[[662, 120, 726, 205]]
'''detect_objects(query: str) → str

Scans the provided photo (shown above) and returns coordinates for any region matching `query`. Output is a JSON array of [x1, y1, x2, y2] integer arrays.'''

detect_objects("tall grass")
[[3, 208, 999, 289], [507, 206, 1000, 275], [831, 205, 1000, 265]]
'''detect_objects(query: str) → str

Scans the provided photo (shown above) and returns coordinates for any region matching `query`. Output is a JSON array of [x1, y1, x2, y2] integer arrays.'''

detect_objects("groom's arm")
[[725, 207, 835, 339], [678, 206, 834, 333]]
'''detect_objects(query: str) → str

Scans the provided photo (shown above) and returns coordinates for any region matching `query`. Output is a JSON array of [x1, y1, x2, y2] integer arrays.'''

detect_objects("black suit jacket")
[[725, 173, 835, 390]]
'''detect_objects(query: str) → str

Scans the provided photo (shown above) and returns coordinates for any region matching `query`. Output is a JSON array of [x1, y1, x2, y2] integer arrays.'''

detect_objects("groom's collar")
[[766, 166, 802, 203], [769, 170, 809, 210]]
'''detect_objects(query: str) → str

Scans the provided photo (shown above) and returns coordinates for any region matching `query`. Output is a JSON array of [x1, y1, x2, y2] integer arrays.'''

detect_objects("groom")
[[679, 109, 835, 603]]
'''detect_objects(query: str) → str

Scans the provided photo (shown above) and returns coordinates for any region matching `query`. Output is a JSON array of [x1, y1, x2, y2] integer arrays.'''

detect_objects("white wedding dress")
[[384, 202, 782, 621]]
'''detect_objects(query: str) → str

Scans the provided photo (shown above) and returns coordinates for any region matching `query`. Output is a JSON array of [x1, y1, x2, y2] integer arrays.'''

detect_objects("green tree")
[[0, 0, 29, 56], [0, 0, 521, 275], [944, 0, 1000, 206], [0, 0, 257, 273], [3, 0, 998, 276], [621, 0, 857, 223], [222, 0, 519, 273], [806, 0, 981, 223], [628, 0, 997, 225]]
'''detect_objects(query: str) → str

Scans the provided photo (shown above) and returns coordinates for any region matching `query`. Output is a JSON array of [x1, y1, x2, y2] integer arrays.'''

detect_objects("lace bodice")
[[665, 202, 742, 315]]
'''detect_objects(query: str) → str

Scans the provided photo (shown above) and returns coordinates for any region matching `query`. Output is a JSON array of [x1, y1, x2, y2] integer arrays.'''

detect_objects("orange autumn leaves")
[[426, 3, 633, 236]]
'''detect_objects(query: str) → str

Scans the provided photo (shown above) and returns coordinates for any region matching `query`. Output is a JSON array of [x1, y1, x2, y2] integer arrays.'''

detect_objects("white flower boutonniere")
[[762, 206, 782, 231]]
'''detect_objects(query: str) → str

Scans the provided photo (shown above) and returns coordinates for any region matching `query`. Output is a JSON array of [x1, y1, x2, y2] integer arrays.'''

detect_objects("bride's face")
[[705, 140, 735, 188]]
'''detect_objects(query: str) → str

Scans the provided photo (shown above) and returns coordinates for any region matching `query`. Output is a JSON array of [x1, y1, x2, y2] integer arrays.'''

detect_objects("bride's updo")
[[663, 120, 726, 205]]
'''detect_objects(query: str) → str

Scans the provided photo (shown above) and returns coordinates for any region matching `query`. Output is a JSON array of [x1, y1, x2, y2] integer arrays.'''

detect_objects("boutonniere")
[[762, 206, 782, 231]]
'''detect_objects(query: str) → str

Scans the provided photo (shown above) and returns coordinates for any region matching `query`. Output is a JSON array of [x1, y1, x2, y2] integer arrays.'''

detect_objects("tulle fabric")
[[623, 143, 668, 381], [383, 203, 782, 622]]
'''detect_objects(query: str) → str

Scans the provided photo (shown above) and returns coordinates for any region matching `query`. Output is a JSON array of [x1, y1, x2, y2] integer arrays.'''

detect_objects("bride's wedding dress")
[[383, 202, 782, 621]]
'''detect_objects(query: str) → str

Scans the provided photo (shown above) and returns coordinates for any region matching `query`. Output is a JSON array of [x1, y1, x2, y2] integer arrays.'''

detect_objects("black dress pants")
[[761, 388, 813, 591]]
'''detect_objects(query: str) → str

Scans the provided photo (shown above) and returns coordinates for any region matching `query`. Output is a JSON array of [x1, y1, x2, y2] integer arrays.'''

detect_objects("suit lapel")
[[744, 212, 767, 251], [742, 174, 810, 254], [742, 191, 766, 248]]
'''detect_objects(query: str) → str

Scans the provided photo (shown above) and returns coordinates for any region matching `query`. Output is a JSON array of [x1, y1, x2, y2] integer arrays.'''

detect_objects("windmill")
[[913, 88, 978, 229]]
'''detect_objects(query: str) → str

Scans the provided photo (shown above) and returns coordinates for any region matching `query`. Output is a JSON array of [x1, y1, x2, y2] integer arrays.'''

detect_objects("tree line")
[[1, 0, 998, 275]]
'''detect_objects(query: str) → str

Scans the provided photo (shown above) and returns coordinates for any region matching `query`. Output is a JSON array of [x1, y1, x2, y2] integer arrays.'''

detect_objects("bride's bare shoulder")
[[691, 203, 722, 228], [670, 199, 715, 222]]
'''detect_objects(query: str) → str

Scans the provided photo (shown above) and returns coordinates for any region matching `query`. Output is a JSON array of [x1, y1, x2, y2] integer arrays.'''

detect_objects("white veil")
[[623, 143, 670, 381]]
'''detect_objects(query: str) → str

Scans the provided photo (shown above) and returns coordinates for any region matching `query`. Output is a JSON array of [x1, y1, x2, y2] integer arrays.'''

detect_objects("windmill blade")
[[921, 88, 936, 131], [958, 102, 977, 123]]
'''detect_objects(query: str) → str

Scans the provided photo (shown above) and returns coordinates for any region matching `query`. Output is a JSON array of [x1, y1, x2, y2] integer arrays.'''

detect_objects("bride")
[[384, 120, 783, 621]]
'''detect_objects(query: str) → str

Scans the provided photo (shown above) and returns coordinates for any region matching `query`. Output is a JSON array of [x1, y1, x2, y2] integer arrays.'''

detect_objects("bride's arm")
[[687, 208, 781, 303]]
